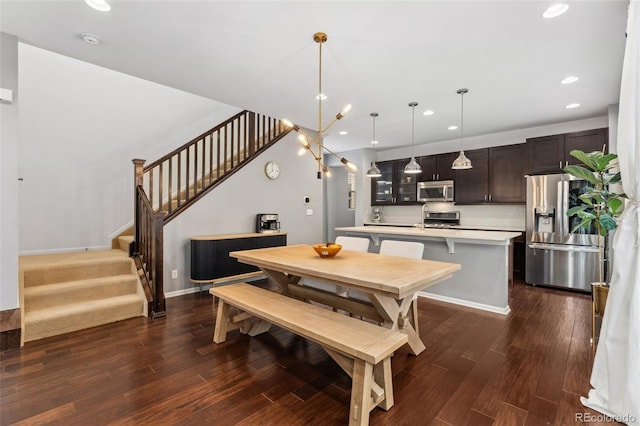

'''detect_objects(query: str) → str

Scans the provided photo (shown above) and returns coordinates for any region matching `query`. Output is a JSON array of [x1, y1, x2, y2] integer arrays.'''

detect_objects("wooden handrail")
[[132, 110, 292, 317]]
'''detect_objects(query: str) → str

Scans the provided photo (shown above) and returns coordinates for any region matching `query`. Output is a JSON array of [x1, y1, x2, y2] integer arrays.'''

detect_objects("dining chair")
[[381, 239, 424, 334], [301, 236, 370, 296], [350, 239, 424, 329]]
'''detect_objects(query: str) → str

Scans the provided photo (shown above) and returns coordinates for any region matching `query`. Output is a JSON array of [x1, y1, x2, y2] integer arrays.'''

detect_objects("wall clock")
[[264, 161, 280, 180]]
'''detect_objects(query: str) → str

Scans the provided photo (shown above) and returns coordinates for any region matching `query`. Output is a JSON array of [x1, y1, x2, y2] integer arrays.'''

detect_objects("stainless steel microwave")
[[417, 180, 454, 202]]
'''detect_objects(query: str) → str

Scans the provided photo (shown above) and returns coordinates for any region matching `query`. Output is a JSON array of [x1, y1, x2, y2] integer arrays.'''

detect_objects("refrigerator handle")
[[562, 176, 569, 236], [556, 176, 564, 241]]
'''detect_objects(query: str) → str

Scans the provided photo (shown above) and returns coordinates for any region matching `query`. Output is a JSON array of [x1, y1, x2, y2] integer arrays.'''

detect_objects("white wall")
[[12, 42, 325, 296], [17, 43, 241, 254], [1, 33, 19, 310], [164, 132, 323, 293]]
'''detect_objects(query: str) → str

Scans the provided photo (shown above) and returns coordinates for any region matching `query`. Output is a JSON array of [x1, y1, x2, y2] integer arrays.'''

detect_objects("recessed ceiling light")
[[84, 0, 111, 12], [315, 93, 327, 100], [81, 33, 101, 45], [560, 76, 579, 84], [448, 125, 458, 130], [339, 131, 348, 135], [565, 103, 580, 109], [543, 3, 569, 19], [423, 110, 435, 116]]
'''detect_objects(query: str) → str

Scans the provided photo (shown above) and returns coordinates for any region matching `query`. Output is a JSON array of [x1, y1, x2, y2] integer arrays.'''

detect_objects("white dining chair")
[[300, 236, 370, 296], [350, 239, 424, 329]]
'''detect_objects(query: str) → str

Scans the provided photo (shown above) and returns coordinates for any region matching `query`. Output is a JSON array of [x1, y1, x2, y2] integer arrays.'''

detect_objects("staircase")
[[132, 110, 291, 318], [20, 248, 147, 343], [18, 110, 289, 342]]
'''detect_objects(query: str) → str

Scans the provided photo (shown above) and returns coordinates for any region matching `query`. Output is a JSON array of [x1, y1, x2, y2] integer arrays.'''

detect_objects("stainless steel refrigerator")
[[525, 174, 599, 292]]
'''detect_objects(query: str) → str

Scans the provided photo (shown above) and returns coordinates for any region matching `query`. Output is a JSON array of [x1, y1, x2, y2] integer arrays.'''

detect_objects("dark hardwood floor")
[[1, 281, 616, 425]]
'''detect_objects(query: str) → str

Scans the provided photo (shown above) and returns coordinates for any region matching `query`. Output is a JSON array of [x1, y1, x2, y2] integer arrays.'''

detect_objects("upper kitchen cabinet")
[[454, 149, 489, 204], [454, 144, 526, 204], [371, 159, 418, 205], [419, 152, 457, 182], [527, 128, 608, 175], [489, 144, 527, 203]]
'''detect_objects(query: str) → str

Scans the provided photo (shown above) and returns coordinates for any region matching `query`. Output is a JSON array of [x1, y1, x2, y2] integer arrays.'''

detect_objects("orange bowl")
[[312, 243, 342, 258]]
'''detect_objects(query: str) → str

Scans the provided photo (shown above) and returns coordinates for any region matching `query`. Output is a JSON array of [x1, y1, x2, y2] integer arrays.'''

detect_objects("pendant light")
[[404, 102, 422, 174], [452, 88, 472, 170], [366, 113, 382, 178]]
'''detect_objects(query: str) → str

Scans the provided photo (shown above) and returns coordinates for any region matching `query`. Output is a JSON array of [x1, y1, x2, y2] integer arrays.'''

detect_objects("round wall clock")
[[264, 161, 280, 180]]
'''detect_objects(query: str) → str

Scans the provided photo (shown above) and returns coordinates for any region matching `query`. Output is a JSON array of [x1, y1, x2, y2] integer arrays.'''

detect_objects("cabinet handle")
[[489, 194, 492, 202], [432, 174, 436, 181], [559, 161, 562, 169], [484, 194, 487, 201], [565, 161, 569, 167], [436, 174, 440, 180]]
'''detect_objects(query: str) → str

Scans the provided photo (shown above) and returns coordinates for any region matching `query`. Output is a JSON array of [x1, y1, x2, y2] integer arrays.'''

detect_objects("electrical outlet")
[[171, 269, 178, 279], [306, 209, 313, 216]]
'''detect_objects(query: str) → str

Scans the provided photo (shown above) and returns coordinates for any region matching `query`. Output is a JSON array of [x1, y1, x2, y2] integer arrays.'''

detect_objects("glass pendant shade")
[[366, 162, 382, 177], [452, 88, 472, 170], [404, 102, 422, 174], [404, 157, 422, 174], [452, 151, 472, 169]]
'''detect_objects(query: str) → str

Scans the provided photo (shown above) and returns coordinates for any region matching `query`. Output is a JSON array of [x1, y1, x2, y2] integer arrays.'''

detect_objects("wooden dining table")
[[230, 244, 461, 355]]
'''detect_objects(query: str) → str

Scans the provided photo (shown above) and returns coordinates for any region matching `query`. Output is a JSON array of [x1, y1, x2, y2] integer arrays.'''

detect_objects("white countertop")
[[337, 226, 521, 242], [362, 222, 524, 232]]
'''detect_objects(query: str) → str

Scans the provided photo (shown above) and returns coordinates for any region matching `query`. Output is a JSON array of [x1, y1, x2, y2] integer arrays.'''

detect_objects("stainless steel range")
[[423, 211, 460, 228]]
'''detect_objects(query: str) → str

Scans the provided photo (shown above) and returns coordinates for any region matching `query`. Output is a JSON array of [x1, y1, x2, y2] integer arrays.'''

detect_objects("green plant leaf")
[[600, 214, 617, 231], [571, 218, 593, 233], [576, 210, 596, 221], [564, 165, 599, 184], [569, 150, 599, 170], [608, 198, 624, 214], [566, 205, 587, 216], [595, 153, 617, 171]]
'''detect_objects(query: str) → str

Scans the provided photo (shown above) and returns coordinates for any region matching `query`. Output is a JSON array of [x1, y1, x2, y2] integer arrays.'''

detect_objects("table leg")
[[369, 293, 426, 356]]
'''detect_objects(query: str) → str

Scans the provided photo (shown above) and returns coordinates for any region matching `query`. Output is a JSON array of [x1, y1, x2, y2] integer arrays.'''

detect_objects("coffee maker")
[[256, 214, 280, 233]]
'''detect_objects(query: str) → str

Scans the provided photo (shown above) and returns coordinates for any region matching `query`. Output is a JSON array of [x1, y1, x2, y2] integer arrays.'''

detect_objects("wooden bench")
[[210, 283, 408, 426], [190, 270, 265, 294]]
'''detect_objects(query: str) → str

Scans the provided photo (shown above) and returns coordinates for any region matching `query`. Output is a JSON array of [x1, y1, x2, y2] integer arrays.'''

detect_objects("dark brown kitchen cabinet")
[[454, 144, 526, 204], [454, 149, 489, 204], [527, 128, 608, 174], [489, 144, 527, 203], [418, 152, 457, 181], [371, 159, 418, 205]]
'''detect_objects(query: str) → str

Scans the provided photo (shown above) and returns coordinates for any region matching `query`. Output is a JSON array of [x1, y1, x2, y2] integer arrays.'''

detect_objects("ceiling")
[[0, 1, 629, 154]]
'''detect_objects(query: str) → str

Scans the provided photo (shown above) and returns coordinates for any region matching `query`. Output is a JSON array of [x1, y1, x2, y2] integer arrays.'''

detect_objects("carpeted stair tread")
[[24, 294, 145, 342], [24, 275, 139, 311], [23, 257, 133, 287], [118, 235, 134, 252], [20, 249, 147, 343]]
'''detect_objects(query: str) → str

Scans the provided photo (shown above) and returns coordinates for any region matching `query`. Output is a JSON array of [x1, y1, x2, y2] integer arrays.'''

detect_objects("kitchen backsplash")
[[368, 203, 525, 231]]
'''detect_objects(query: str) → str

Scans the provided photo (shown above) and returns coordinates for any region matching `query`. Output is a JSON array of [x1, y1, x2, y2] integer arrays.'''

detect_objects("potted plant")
[[564, 149, 627, 318]]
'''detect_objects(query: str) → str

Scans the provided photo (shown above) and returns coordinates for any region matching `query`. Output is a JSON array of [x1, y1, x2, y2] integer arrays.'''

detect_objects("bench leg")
[[350, 359, 373, 426], [374, 357, 394, 410], [213, 299, 230, 343]]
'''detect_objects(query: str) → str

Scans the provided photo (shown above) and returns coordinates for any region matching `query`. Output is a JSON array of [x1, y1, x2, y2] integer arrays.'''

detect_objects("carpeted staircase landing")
[[19, 248, 147, 343]]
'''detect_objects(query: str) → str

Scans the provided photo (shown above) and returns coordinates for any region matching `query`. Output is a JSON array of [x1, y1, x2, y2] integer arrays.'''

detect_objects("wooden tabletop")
[[230, 244, 461, 299]]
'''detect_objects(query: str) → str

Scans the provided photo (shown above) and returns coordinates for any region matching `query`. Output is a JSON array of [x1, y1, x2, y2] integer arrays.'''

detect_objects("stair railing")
[[132, 110, 291, 317]]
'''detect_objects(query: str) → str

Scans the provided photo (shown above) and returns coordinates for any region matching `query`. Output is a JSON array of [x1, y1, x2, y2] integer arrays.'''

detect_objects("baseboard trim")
[[19, 245, 112, 256], [166, 275, 266, 299], [418, 291, 511, 315]]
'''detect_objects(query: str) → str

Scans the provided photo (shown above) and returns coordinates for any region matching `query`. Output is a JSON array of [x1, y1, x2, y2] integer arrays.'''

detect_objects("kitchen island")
[[335, 226, 521, 314]]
